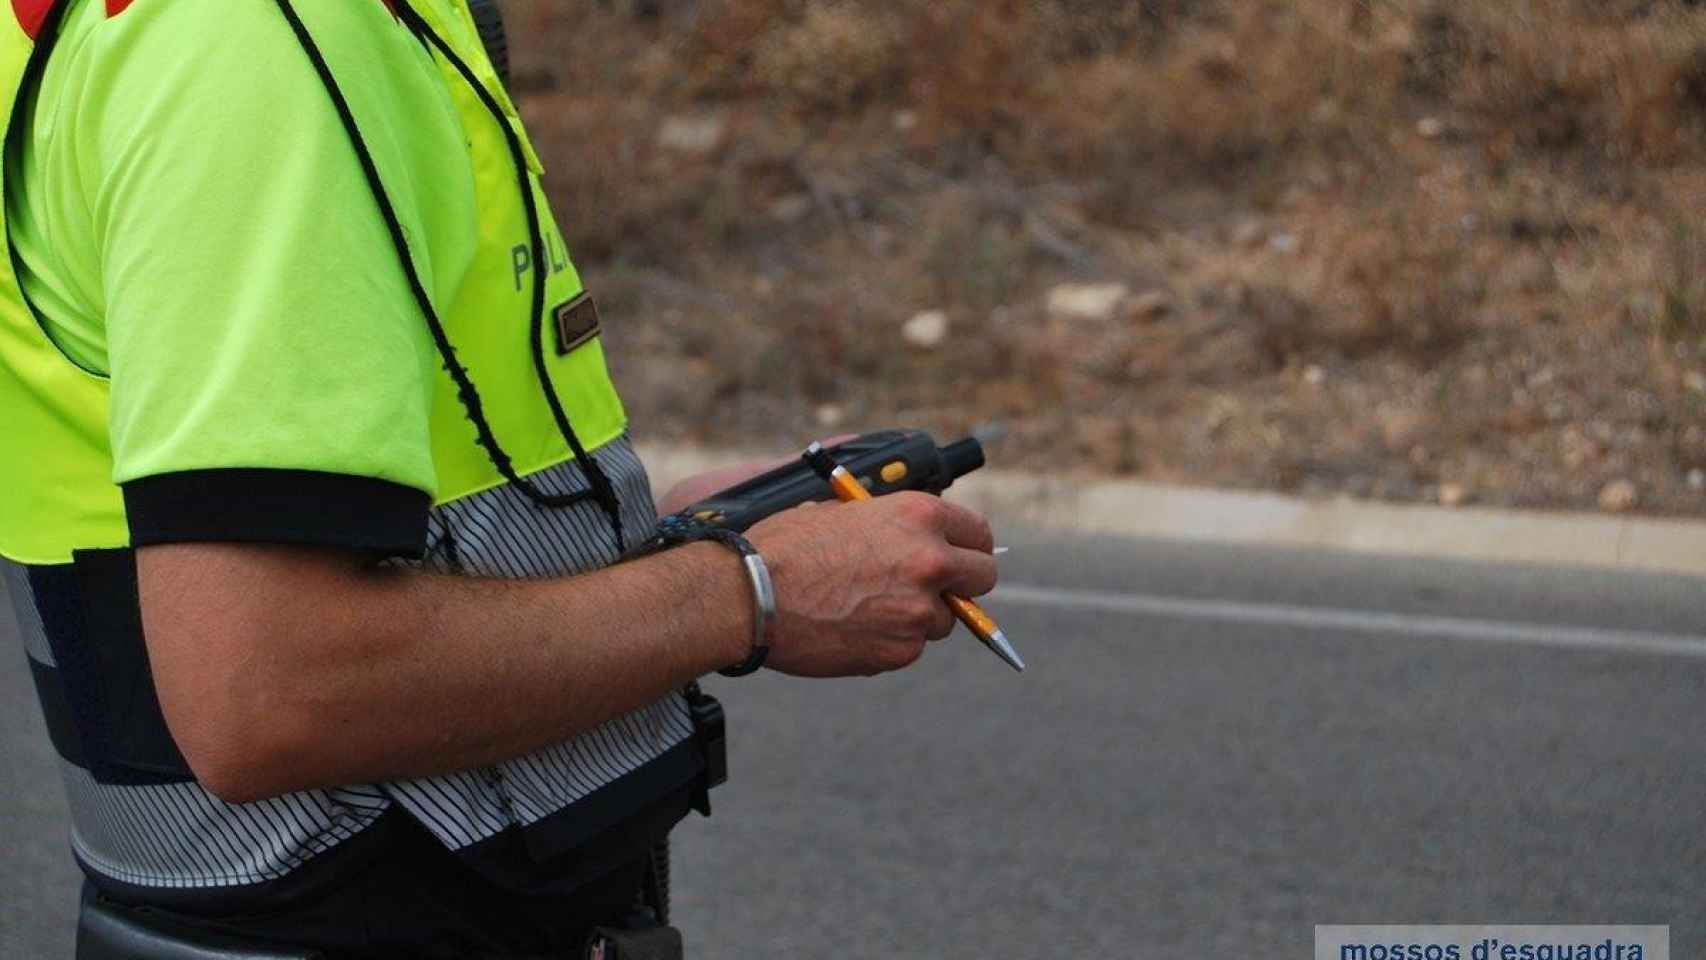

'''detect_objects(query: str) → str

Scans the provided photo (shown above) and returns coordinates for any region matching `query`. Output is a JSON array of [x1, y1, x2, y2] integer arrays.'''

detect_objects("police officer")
[[0, 0, 999, 955]]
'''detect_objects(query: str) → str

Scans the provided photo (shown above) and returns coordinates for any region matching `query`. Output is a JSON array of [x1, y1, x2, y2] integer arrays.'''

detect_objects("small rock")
[[1046, 283, 1130, 321], [902, 310, 950, 349], [1417, 116, 1447, 139], [1268, 231, 1301, 254], [1598, 479, 1638, 513], [657, 113, 726, 154], [1232, 219, 1266, 249], [1195, 38, 1240, 79], [1303, 364, 1326, 386], [1506, 251, 1556, 295], [1381, 409, 1426, 452], [1201, 395, 1240, 438], [1561, 428, 1600, 470], [892, 110, 918, 132], [814, 403, 845, 428], [862, 223, 896, 254], [1686, 371, 1706, 395], [1438, 482, 1469, 507], [1129, 290, 1173, 319], [768, 193, 813, 223], [1689, 468, 1706, 492]]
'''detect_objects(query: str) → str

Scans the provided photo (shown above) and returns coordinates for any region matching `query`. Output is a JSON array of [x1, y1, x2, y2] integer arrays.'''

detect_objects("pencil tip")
[[987, 629, 1025, 673]]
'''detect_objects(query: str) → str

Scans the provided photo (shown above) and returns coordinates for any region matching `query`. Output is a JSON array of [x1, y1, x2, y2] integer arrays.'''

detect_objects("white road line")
[[991, 583, 1706, 659]]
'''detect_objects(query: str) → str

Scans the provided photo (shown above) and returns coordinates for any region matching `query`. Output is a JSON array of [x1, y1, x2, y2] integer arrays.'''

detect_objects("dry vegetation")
[[505, 0, 1706, 515]]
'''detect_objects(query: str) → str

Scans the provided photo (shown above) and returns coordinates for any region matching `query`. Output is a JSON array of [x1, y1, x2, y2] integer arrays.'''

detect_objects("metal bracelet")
[[649, 516, 773, 676], [721, 550, 775, 677]]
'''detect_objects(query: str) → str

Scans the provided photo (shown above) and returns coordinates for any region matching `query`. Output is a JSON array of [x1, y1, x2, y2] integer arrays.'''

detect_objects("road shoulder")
[[638, 443, 1706, 578]]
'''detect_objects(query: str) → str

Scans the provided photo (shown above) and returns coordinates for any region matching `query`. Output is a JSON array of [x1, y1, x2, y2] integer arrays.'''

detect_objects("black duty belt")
[[74, 807, 684, 959], [78, 888, 319, 960]]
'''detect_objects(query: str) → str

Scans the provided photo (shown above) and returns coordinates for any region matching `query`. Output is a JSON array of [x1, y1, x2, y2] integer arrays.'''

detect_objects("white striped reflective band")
[[393, 436, 696, 850], [6, 434, 696, 888]]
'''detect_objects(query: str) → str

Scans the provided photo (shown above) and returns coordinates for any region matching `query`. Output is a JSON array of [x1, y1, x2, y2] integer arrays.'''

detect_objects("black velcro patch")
[[554, 292, 602, 356]]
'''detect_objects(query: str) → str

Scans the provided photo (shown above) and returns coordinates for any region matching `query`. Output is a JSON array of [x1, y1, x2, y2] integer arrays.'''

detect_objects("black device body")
[[675, 430, 986, 533]]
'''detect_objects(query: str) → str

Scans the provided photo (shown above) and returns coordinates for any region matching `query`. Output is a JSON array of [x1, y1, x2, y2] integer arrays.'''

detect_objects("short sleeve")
[[85, 2, 452, 556]]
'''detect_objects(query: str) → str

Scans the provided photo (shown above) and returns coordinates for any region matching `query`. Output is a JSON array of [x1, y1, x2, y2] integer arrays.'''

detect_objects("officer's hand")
[[744, 492, 998, 678]]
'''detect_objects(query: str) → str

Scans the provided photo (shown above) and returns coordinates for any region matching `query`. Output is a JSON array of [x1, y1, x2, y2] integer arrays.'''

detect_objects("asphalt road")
[[4, 532, 1704, 957]]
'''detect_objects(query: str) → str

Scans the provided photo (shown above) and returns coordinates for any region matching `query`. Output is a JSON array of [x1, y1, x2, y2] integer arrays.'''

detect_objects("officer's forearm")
[[136, 542, 752, 804]]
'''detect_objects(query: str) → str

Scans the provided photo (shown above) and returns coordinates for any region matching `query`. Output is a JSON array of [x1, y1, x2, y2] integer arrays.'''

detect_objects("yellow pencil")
[[804, 442, 1025, 672]]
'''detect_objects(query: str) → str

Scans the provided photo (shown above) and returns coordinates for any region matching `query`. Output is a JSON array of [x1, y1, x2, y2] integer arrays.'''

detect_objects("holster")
[[76, 890, 320, 960], [584, 911, 685, 960]]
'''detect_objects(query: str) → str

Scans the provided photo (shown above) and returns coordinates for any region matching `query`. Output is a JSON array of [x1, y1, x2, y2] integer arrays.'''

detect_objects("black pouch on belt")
[[77, 889, 321, 960], [584, 911, 685, 960], [30, 550, 196, 786]]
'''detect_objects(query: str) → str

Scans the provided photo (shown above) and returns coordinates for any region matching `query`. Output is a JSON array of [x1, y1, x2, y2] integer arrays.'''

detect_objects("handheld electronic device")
[[675, 429, 986, 533]]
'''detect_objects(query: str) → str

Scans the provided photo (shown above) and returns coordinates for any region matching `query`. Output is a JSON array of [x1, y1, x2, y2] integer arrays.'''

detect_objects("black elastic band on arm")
[[123, 469, 430, 557]]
